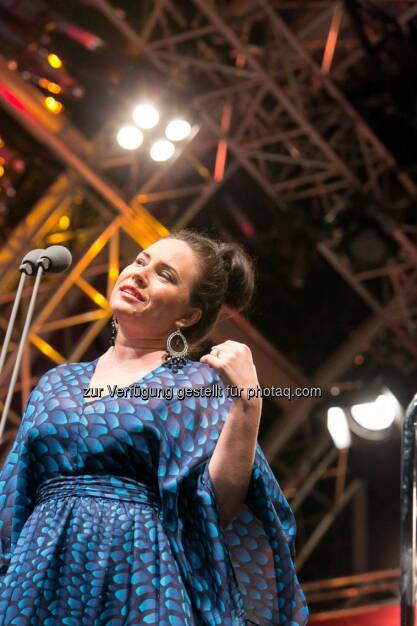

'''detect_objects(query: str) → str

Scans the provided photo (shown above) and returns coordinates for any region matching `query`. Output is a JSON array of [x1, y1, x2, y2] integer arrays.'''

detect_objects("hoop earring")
[[164, 328, 189, 372], [110, 315, 118, 347]]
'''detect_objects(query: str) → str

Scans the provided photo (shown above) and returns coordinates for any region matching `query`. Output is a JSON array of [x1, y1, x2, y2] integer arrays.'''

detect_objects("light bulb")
[[165, 119, 192, 141], [150, 139, 175, 162], [117, 125, 143, 150], [132, 103, 160, 129]]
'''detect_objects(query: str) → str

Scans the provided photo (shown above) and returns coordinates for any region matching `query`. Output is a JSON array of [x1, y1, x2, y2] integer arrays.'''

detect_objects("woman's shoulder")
[[32, 359, 94, 390], [186, 359, 221, 387]]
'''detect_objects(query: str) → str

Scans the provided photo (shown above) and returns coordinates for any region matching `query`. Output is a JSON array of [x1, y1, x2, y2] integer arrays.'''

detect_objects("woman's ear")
[[179, 306, 202, 329]]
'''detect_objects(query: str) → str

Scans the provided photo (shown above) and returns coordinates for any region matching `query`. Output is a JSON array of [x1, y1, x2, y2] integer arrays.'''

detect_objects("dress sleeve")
[[199, 441, 309, 626], [157, 362, 309, 626], [0, 382, 42, 576]]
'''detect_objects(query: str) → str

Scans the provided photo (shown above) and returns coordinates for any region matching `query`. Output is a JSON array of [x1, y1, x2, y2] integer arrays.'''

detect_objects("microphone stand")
[[0, 273, 27, 376], [0, 249, 45, 377], [401, 393, 417, 625], [0, 259, 46, 440]]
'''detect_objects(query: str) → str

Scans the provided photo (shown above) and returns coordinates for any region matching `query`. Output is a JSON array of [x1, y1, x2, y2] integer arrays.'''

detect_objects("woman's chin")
[[113, 294, 146, 310], [112, 304, 145, 321]]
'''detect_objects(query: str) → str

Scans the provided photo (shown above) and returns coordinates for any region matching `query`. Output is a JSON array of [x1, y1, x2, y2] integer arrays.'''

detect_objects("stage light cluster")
[[116, 100, 195, 162]]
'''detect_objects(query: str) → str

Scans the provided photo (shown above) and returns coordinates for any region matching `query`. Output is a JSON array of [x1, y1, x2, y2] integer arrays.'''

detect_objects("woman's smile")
[[119, 284, 146, 302], [120, 290, 144, 303]]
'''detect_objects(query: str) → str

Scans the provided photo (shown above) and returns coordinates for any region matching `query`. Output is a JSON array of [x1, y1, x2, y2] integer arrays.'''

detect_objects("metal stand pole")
[[401, 393, 417, 625], [0, 265, 44, 439]]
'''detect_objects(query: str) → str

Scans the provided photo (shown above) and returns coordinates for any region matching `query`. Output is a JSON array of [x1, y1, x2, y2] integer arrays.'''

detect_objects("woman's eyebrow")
[[140, 251, 181, 281]]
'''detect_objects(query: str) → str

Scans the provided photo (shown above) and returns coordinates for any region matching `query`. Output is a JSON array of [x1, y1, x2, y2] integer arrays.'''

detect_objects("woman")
[[0, 229, 309, 625]]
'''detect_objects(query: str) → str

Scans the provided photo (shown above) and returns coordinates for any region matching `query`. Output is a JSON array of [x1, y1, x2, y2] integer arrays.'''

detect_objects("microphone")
[[37, 245, 72, 273], [19, 249, 46, 275], [0, 245, 72, 437]]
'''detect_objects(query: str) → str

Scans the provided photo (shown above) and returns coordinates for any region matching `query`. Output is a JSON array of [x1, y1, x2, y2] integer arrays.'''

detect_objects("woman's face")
[[110, 237, 202, 340]]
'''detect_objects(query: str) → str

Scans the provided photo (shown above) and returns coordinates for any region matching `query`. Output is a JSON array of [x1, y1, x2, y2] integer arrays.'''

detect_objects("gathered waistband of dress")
[[34, 474, 161, 509]]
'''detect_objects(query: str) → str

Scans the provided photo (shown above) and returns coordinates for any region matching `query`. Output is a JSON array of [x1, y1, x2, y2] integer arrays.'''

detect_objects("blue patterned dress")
[[0, 358, 309, 625]]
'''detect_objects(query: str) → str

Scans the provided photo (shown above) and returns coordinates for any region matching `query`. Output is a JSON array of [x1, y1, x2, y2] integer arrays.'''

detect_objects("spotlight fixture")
[[44, 96, 63, 114], [132, 103, 160, 129], [117, 125, 144, 150], [327, 407, 352, 449], [116, 96, 197, 163], [150, 139, 175, 162], [165, 118, 192, 142], [349, 387, 401, 440], [47, 53, 63, 69]]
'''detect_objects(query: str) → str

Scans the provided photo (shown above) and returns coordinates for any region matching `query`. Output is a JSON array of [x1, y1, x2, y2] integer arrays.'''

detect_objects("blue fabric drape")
[[0, 359, 309, 625]]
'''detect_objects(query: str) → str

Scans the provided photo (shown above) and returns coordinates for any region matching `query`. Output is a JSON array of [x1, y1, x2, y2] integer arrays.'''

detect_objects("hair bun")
[[220, 247, 233, 274], [218, 242, 255, 312]]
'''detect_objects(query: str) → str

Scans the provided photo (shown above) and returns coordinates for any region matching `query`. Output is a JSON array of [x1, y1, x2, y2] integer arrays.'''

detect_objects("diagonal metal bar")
[[193, 0, 360, 185]]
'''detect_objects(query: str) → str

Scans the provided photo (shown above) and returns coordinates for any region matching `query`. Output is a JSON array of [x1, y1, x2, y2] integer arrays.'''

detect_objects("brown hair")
[[162, 228, 256, 358]]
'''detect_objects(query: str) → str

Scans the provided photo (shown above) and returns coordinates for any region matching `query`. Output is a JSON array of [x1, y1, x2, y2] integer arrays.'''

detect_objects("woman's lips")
[[119, 286, 145, 302]]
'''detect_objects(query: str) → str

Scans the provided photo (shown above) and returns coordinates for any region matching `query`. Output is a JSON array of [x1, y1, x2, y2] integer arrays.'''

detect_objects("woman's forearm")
[[208, 398, 261, 528]]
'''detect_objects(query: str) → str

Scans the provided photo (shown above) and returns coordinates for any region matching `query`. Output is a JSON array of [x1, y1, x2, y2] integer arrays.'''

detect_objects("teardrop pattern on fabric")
[[0, 358, 308, 626]]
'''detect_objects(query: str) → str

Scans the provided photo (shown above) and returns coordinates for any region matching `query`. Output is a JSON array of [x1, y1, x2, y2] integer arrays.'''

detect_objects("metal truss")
[[304, 568, 399, 614], [92, 0, 417, 375], [0, 0, 413, 613]]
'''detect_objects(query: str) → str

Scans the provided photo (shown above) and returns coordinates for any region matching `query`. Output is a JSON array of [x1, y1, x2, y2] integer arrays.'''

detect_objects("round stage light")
[[117, 125, 144, 150], [348, 387, 402, 441], [150, 139, 175, 162], [58, 215, 70, 230], [47, 53, 63, 69], [327, 407, 351, 449], [165, 119, 192, 141], [351, 391, 398, 431], [132, 103, 160, 129], [44, 96, 63, 114]]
